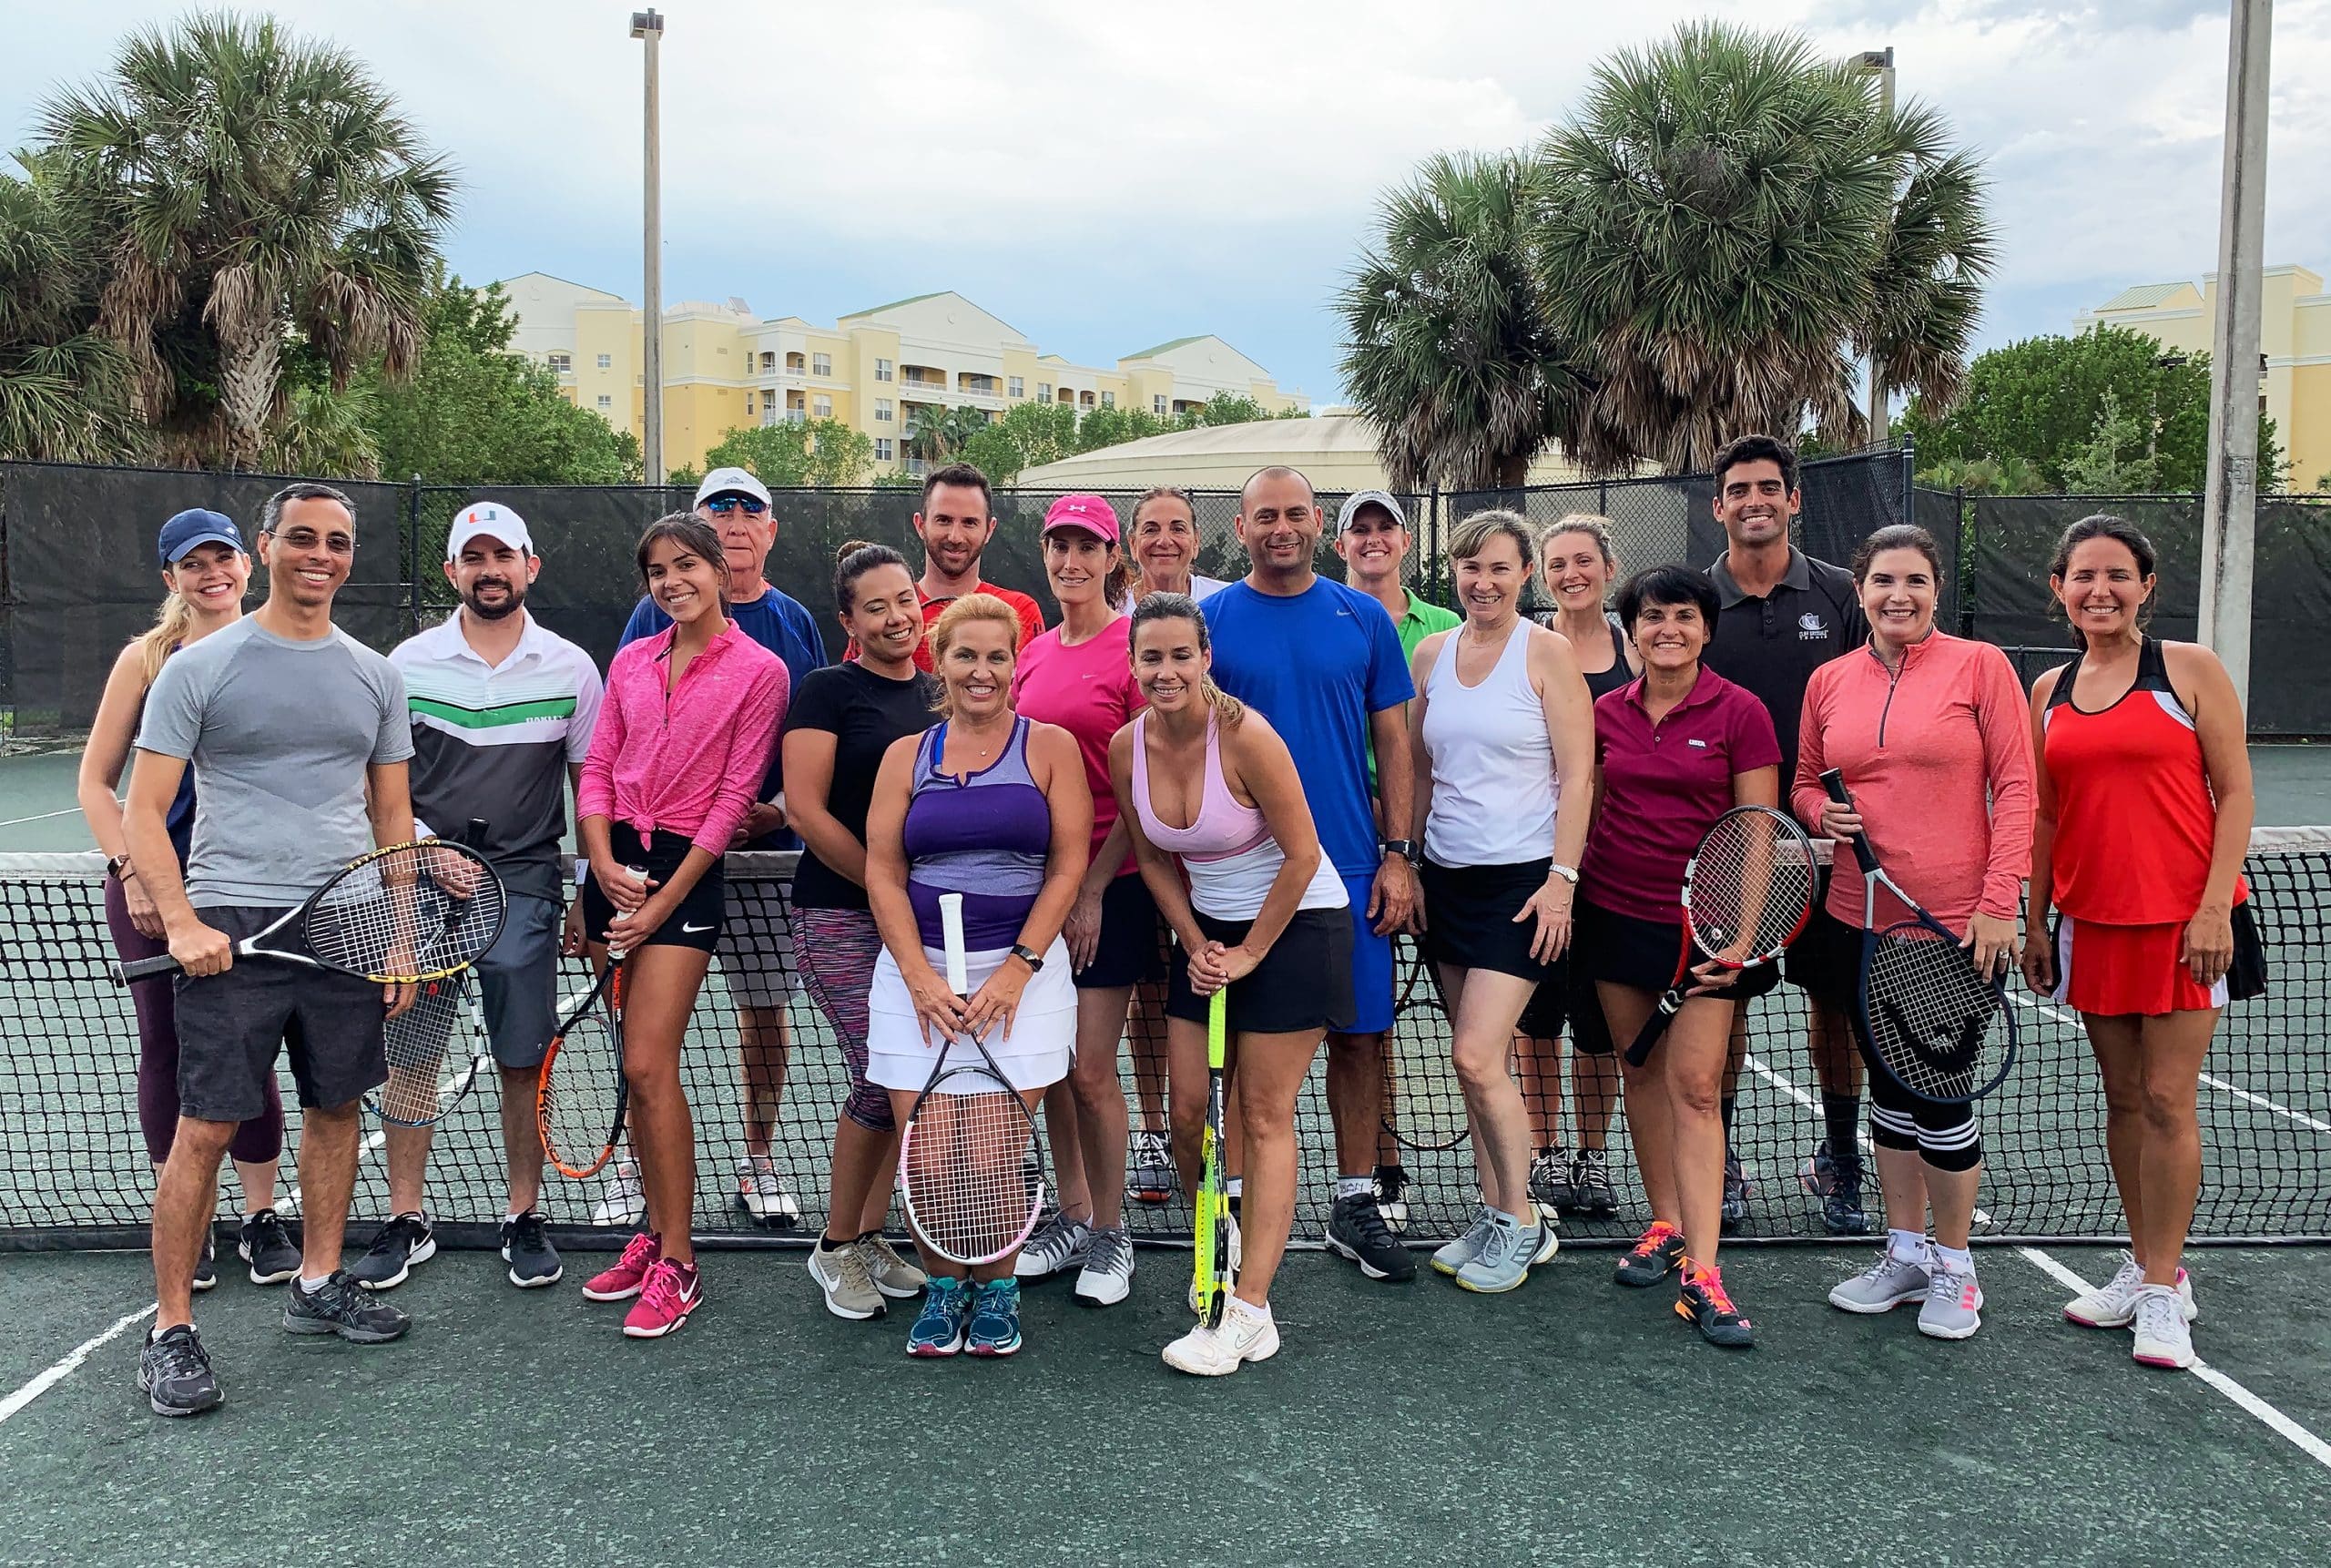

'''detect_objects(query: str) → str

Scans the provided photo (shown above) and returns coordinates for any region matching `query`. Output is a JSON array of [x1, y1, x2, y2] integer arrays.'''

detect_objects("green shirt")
[[1371, 592, 1461, 789]]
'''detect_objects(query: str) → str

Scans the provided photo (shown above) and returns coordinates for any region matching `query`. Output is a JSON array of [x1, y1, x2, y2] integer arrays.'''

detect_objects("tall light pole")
[[1857, 46, 1897, 444], [2199, 0, 2272, 709], [631, 9, 665, 486]]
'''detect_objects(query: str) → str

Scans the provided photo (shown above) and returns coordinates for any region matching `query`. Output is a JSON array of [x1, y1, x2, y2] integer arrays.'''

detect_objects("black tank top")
[[1542, 611, 1634, 700]]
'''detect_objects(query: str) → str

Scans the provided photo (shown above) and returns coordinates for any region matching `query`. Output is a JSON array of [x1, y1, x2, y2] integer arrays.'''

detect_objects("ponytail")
[[137, 592, 196, 686]]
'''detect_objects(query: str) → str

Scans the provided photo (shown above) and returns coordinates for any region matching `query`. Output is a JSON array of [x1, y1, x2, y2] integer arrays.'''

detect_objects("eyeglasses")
[[268, 529, 354, 555], [702, 496, 768, 516]]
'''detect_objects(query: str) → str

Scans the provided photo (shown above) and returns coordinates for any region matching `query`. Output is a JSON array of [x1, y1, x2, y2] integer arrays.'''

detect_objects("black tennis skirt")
[[1166, 906, 1355, 1035], [1420, 857, 1560, 984], [1576, 899, 1783, 1002]]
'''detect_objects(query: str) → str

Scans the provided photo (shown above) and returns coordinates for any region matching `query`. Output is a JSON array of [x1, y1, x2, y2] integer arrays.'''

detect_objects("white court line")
[[1740, 1052, 1996, 1225], [2007, 992, 2331, 1137], [0, 1304, 158, 1426], [1750, 1050, 2331, 1472], [0, 806, 83, 830]]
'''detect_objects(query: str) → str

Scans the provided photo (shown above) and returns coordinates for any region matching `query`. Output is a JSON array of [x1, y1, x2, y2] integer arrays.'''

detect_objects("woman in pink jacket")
[[574, 513, 789, 1339], [1792, 524, 2032, 1342]]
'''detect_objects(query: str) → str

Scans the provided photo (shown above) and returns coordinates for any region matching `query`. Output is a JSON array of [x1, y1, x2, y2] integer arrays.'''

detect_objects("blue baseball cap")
[[157, 508, 245, 567]]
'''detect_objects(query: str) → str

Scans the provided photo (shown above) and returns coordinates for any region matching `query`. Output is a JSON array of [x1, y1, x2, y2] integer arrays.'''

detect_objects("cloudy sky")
[[5, 1, 2326, 403]]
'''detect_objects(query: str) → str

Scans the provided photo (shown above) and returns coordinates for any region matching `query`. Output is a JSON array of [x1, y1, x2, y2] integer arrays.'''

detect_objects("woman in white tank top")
[[1407, 512, 1595, 1295]]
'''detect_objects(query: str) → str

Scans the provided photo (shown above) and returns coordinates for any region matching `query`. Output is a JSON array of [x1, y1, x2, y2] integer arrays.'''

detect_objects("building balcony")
[[900, 384, 1004, 412]]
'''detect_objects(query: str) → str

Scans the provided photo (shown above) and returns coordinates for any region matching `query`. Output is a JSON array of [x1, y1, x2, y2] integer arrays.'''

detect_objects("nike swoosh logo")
[[682, 921, 714, 933]]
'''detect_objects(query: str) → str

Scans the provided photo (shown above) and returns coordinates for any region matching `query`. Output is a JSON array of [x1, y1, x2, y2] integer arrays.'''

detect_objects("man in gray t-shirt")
[[122, 482, 421, 1418]]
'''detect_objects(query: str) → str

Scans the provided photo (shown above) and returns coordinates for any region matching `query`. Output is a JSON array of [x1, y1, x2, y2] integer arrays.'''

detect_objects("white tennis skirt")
[[866, 936, 1077, 1093]]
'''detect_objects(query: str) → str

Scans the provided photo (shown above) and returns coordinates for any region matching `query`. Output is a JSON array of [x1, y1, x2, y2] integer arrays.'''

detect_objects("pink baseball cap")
[[1042, 494, 1120, 544]]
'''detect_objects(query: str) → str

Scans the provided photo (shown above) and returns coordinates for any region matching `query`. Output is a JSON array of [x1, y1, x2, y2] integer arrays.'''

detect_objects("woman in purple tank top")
[[864, 594, 1092, 1359]]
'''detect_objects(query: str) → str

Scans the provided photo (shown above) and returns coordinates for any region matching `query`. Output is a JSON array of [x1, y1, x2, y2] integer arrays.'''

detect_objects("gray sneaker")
[[1828, 1249, 1930, 1314], [1918, 1259, 1984, 1340], [1073, 1226, 1135, 1307], [864, 1235, 928, 1299], [1013, 1211, 1092, 1281], [1528, 1148, 1573, 1217], [1455, 1212, 1558, 1295], [281, 1271, 412, 1343], [1431, 1205, 1498, 1278], [808, 1237, 885, 1321], [1127, 1131, 1178, 1205]]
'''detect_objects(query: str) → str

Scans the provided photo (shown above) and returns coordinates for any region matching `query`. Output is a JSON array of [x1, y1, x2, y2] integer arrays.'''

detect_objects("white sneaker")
[[2131, 1284, 2196, 1369], [806, 1238, 884, 1321], [735, 1156, 801, 1225], [1188, 1214, 1242, 1314], [2063, 1251, 2198, 1329], [1073, 1226, 1135, 1307], [1163, 1302, 1280, 1377], [1013, 1211, 1092, 1280], [590, 1158, 646, 1227]]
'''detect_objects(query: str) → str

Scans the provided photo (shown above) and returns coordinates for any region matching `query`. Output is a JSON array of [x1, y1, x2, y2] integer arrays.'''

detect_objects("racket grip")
[[112, 953, 181, 985], [1817, 769, 1880, 875], [938, 891, 969, 994], [606, 864, 648, 962]]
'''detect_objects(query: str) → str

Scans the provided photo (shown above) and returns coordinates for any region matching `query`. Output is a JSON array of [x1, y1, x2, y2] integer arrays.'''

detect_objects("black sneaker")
[[282, 1271, 412, 1342], [1614, 1221, 1686, 1287], [1676, 1264, 1756, 1348], [1325, 1191, 1416, 1282], [1823, 1152, 1870, 1237], [500, 1210, 563, 1288], [1528, 1147, 1573, 1216], [347, 1213, 436, 1290], [1371, 1163, 1410, 1229], [191, 1231, 218, 1294], [1569, 1148, 1618, 1217], [239, 1209, 300, 1286], [137, 1323, 223, 1416], [1719, 1150, 1749, 1237]]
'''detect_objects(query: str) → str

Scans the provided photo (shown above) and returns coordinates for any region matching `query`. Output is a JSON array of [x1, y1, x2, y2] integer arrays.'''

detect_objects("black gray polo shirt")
[[1701, 547, 1868, 787]]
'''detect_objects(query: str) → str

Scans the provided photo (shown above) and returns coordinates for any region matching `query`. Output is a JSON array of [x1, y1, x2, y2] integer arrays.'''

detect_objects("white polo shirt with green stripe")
[[390, 609, 604, 904]]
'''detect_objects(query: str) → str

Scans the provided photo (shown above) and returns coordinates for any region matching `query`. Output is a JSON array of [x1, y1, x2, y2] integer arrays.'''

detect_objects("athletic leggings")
[[106, 871, 285, 1166], [1868, 1062, 1981, 1172], [795, 905, 891, 1133]]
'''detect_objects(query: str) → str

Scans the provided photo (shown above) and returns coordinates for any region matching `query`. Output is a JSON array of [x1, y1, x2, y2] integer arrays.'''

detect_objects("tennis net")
[[4, 831, 2326, 1251]]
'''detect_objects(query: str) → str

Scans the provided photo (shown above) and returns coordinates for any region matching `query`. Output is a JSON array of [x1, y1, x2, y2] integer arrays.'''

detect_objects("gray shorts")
[[173, 905, 387, 1121], [474, 892, 563, 1072], [717, 876, 798, 1009]]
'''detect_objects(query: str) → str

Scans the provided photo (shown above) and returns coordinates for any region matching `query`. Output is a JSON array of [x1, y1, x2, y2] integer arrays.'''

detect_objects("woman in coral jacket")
[[1792, 524, 2032, 1343]]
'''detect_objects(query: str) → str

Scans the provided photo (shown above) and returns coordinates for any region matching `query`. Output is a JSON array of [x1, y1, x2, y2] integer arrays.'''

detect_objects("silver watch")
[[1548, 862, 1580, 886]]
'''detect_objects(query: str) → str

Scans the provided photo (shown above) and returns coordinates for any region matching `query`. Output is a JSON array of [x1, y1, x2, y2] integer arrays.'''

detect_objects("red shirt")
[[1011, 616, 1140, 872], [848, 580, 1046, 672], [1581, 667, 1780, 922], [577, 621, 788, 857]]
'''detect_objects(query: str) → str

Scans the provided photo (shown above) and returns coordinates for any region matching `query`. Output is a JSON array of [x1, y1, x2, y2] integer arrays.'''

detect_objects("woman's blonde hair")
[[1128, 592, 1245, 729], [927, 592, 1024, 717], [136, 592, 198, 686], [1538, 513, 1619, 574]]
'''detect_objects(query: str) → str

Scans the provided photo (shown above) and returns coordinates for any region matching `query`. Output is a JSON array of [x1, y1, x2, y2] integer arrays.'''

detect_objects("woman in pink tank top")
[[1111, 594, 1349, 1379]]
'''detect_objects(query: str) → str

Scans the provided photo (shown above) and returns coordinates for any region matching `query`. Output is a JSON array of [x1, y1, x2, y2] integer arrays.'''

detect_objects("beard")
[[462, 577, 525, 621]]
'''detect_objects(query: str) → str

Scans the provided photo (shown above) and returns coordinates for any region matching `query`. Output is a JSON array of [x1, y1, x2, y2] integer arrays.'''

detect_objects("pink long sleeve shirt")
[[577, 621, 789, 857], [1791, 631, 2034, 933]]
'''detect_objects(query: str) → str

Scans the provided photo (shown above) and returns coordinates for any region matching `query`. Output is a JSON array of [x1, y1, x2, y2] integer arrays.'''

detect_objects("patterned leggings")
[[795, 905, 892, 1133]]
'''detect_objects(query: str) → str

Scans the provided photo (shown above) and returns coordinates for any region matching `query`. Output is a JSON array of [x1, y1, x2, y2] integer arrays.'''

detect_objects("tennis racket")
[[111, 838, 505, 986], [1380, 946, 1515, 1154], [1192, 988, 1230, 1329], [366, 820, 497, 1126], [1820, 770, 2018, 1105], [896, 891, 1047, 1268], [1623, 806, 1818, 1067], [536, 862, 644, 1180]]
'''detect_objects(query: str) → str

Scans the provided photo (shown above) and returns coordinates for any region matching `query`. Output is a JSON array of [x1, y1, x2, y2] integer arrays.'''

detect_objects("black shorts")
[[1783, 901, 1863, 1006], [172, 905, 387, 1122], [1576, 899, 1784, 1002], [1516, 959, 1613, 1055], [1166, 906, 1355, 1035], [1420, 858, 1557, 984], [1075, 871, 1169, 991], [581, 823, 726, 954]]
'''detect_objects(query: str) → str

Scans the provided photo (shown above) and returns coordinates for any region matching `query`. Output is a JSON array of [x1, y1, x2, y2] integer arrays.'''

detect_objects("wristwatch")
[[107, 854, 135, 881], [1380, 838, 1420, 867], [1009, 943, 1045, 972], [1548, 862, 1580, 886]]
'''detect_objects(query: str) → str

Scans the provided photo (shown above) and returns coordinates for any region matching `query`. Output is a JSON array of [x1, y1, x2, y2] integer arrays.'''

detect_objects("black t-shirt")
[[1700, 547, 1868, 787], [783, 661, 942, 911]]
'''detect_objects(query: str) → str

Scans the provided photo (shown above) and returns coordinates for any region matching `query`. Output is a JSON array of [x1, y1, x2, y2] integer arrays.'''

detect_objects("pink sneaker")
[[582, 1232, 660, 1302], [622, 1258, 702, 1339]]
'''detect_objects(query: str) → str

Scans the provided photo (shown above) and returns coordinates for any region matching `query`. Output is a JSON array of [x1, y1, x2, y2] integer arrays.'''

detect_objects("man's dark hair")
[[1616, 565, 1721, 635], [921, 463, 992, 516], [1711, 433, 1799, 497], [260, 482, 356, 535]]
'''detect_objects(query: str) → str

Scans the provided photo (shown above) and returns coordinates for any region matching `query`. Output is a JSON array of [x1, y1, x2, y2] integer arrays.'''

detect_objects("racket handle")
[[606, 864, 648, 962], [938, 891, 969, 994], [461, 818, 491, 848], [1818, 769, 1880, 875], [112, 953, 182, 985]]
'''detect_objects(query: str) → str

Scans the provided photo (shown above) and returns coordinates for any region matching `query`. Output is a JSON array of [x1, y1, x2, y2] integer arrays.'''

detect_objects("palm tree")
[[1337, 150, 1589, 490], [1536, 21, 1992, 473], [0, 148, 138, 463], [39, 13, 455, 469], [903, 402, 986, 465]]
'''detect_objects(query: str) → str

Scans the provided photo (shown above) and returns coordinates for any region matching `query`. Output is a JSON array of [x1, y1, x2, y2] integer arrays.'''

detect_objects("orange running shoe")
[[1676, 1260, 1754, 1348], [1614, 1221, 1685, 1288]]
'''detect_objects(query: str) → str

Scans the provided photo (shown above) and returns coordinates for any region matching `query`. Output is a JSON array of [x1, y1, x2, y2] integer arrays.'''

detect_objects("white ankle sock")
[[1888, 1228, 1927, 1264]]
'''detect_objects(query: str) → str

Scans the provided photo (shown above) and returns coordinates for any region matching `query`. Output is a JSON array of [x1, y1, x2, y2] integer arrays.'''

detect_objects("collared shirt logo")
[[1797, 612, 1829, 639]]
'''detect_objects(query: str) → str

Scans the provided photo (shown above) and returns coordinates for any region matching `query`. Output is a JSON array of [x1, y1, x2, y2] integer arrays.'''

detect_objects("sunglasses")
[[702, 495, 768, 516]]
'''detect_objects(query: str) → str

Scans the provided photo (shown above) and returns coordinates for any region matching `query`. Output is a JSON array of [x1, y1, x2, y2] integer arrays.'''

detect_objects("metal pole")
[[1859, 47, 1897, 443], [632, 10, 666, 486], [2199, 0, 2270, 708]]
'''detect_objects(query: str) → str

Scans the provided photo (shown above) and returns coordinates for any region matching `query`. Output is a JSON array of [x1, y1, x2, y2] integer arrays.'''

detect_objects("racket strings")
[[540, 1013, 623, 1166], [374, 975, 473, 1125], [1686, 815, 1818, 960], [1866, 924, 2008, 1097], [902, 1074, 1039, 1264], [307, 844, 508, 981]]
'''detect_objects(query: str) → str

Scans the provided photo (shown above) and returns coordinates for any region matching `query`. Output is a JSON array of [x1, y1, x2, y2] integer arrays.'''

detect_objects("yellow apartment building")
[[2078, 263, 2331, 490], [493, 274, 1308, 479]]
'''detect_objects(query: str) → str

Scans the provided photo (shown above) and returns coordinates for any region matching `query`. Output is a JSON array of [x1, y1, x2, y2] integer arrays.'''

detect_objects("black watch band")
[[1380, 839, 1420, 866], [1009, 942, 1045, 972]]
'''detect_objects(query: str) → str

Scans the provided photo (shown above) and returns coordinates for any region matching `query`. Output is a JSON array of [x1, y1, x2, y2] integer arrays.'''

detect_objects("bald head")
[[1234, 465, 1323, 585], [1242, 464, 1314, 509]]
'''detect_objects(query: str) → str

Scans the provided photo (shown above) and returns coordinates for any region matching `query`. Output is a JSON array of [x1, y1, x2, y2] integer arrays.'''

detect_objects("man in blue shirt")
[[1203, 466, 1420, 1283], [617, 464, 828, 1227]]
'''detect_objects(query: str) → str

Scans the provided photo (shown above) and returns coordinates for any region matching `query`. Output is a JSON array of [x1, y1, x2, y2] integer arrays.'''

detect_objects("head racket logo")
[[1797, 612, 1829, 639]]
